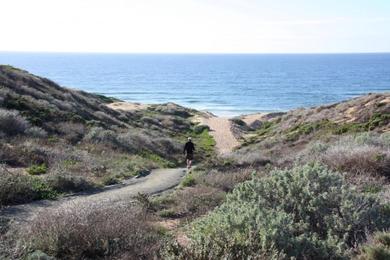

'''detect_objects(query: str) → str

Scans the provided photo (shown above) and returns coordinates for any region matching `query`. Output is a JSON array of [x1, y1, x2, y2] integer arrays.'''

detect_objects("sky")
[[1, 0, 389, 53]]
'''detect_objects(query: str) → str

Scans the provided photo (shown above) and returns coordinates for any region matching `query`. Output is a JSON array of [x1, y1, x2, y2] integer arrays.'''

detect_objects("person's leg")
[[186, 159, 190, 169], [188, 159, 192, 169]]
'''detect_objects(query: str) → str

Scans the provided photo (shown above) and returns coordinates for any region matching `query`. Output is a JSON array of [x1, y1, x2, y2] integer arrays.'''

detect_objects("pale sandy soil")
[[194, 115, 240, 155], [107, 101, 149, 111], [1, 168, 186, 223], [240, 113, 269, 126]]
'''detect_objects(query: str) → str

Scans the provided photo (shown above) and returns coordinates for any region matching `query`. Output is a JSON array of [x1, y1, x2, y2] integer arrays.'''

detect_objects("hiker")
[[183, 137, 195, 169]]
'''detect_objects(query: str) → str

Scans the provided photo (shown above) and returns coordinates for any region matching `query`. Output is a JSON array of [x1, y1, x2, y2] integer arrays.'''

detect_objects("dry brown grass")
[[18, 202, 165, 259], [322, 144, 390, 178], [198, 168, 253, 192], [174, 185, 225, 218]]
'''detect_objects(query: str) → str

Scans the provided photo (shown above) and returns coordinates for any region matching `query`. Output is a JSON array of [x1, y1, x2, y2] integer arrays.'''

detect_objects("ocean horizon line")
[[1, 51, 390, 55]]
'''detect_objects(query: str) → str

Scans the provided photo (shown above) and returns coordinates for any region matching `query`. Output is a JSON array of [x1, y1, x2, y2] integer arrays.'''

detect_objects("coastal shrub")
[[0, 166, 57, 206], [299, 133, 390, 179], [117, 131, 180, 157], [57, 122, 86, 143], [0, 143, 23, 166], [27, 164, 48, 175], [0, 109, 29, 136], [181, 174, 196, 187], [117, 131, 150, 152], [198, 168, 253, 192], [25, 127, 47, 138], [175, 185, 225, 218], [45, 173, 95, 193], [167, 164, 389, 259], [356, 231, 390, 260], [20, 141, 51, 165], [193, 124, 210, 134], [229, 149, 271, 167], [84, 127, 117, 145], [322, 144, 390, 178], [19, 202, 164, 259], [101, 174, 121, 186]]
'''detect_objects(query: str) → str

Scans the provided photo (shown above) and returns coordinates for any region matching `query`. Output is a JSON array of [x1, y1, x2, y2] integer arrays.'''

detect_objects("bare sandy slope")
[[240, 113, 269, 126], [107, 101, 149, 111], [1, 168, 186, 223], [195, 115, 240, 155]]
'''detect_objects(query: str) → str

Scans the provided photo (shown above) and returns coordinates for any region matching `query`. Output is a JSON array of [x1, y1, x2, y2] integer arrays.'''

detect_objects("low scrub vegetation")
[[164, 164, 390, 259], [299, 133, 390, 180], [0, 166, 57, 206], [17, 202, 165, 259], [0, 109, 29, 136], [1, 66, 389, 259], [356, 231, 390, 260], [27, 163, 48, 175], [0, 65, 207, 206]]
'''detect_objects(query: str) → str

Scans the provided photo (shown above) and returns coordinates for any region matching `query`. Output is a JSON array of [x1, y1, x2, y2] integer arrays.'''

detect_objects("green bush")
[[46, 174, 95, 193], [101, 174, 120, 186], [181, 174, 196, 187], [167, 164, 389, 259], [192, 124, 210, 134], [158, 209, 177, 218], [0, 168, 57, 206], [27, 164, 48, 175], [30, 178, 58, 200]]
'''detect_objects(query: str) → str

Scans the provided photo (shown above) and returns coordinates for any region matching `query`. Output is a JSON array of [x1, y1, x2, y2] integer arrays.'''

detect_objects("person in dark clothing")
[[183, 137, 195, 169]]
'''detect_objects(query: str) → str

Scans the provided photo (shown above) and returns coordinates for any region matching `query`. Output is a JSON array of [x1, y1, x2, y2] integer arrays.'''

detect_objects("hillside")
[[230, 93, 389, 166], [1, 66, 389, 259], [0, 65, 214, 206]]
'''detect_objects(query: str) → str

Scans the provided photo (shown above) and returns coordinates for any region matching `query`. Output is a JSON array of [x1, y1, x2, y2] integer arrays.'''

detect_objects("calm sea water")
[[1, 53, 389, 116]]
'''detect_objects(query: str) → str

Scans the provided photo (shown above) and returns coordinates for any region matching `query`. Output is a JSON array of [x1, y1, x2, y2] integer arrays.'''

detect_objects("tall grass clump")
[[164, 164, 389, 259]]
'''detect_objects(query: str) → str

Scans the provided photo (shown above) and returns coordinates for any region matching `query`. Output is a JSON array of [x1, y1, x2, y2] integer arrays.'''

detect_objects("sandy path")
[[0, 168, 186, 222], [197, 116, 240, 154], [106, 100, 241, 154]]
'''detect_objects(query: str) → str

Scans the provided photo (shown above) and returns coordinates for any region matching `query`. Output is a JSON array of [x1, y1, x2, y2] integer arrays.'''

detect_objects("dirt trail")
[[0, 168, 186, 222], [106, 101, 241, 155], [196, 115, 240, 154]]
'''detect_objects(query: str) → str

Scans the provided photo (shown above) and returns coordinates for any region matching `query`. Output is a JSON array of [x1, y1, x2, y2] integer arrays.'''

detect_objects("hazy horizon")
[[1, 51, 390, 55], [1, 0, 389, 53]]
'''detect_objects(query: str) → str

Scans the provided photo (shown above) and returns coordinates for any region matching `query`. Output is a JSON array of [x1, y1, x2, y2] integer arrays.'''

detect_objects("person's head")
[[188, 137, 192, 142]]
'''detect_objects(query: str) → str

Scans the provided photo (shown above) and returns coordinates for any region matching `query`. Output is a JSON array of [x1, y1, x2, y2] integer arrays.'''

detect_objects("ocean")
[[1, 52, 389, 116]]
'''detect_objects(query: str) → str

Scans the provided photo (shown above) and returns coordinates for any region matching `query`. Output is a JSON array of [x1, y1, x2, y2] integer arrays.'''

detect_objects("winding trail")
[[0, 168, 186, 222]]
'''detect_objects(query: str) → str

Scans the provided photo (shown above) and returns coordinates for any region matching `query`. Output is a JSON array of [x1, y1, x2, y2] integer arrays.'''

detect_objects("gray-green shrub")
[[0, 109, 29, 136], [45, 173, 94, 193], [25, 126, 47, 138], [84, 127, 117, 145], [168, 164, 389, 259], [0, 166, 57, 206]]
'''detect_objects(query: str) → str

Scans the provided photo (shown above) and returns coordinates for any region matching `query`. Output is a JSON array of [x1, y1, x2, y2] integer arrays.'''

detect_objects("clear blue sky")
[[1, 0, 389, 53]]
